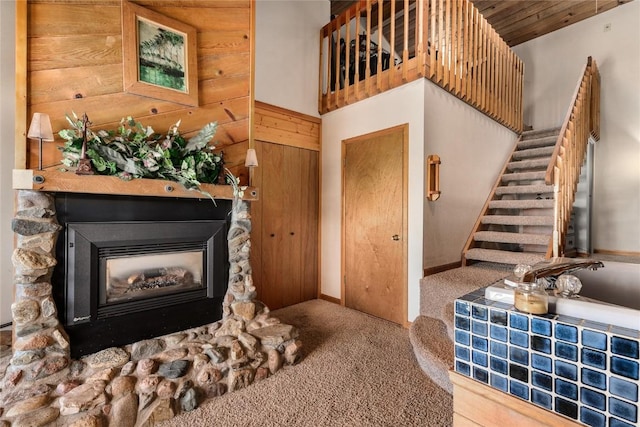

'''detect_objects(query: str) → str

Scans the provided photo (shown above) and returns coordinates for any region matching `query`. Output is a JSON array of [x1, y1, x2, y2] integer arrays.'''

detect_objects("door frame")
[[340, 124, 409, 326]]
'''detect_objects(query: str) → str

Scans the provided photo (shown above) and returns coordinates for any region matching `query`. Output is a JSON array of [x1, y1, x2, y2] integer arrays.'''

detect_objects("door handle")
[[392, 234, 400, 241]]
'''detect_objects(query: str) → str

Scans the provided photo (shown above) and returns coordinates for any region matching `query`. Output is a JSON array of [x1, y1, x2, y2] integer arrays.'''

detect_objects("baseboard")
[[594, 248, 640, 258], [423, 261, 462, 277], [319, 293, 341, 305]]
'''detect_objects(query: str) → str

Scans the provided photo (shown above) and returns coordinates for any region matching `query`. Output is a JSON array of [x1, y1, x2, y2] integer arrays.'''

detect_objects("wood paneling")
[[254, 101, 321, 151], [20, 0, 251, 181]]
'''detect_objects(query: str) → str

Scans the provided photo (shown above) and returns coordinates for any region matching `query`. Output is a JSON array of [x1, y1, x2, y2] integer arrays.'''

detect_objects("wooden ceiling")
[[330, 0, 633, 46]]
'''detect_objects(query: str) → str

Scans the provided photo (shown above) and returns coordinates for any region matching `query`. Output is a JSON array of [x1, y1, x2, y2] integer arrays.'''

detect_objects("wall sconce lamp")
[[426, 154, 441, 201], [27, 113, 54, 170], [245, 148, 258, 168]]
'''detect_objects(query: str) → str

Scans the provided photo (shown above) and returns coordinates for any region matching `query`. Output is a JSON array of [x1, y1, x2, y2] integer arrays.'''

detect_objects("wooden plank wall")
[[19, 0, 252, 182], [254, 101, 321, 152]]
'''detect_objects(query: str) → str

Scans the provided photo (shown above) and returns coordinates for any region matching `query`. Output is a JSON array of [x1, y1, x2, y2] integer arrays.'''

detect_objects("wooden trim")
[[12, 169, 258, 201], [15, 0, 27, 169], [319, 293, 341, 305], [248, 0, 256, 186], [317, 123, 324, 302], [594, 249, 640, 258], [255, 101, 321, 125], [424, 261, 461, 277], [450, 371, 582, 427], [401, 123, 409, 328]]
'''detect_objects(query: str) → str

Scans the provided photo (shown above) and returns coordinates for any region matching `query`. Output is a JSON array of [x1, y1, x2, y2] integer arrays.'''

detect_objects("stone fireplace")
[[0, 177, 302, 427]]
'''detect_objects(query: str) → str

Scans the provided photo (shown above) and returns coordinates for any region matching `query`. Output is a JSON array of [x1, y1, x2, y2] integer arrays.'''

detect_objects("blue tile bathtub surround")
[[453, 290, 640, 427]]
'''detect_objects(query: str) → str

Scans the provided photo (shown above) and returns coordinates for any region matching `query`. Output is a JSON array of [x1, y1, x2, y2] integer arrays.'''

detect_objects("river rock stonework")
[[0, 191, 302, 426]]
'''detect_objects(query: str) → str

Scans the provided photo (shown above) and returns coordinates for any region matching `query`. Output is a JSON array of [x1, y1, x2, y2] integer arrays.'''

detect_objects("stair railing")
[[546, 57, 601, 257], [319, 0, 524, 133]]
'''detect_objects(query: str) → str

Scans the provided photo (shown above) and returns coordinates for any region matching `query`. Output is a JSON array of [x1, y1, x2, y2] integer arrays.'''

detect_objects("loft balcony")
[[319, 0, 524, 132]]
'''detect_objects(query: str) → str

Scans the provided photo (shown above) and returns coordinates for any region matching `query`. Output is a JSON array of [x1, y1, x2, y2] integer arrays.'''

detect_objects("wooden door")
[[254, 141, 319, 310], [343, 125, 407, 325]]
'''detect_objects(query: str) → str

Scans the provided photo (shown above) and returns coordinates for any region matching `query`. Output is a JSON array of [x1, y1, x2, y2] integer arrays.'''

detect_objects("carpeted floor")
[[158, 299, 453, 427]]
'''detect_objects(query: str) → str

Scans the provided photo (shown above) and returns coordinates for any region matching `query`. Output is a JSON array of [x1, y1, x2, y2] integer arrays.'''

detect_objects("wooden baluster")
[[429, 0, 436, 80], [377, 0, 383, 91], [345, 9, 351, 104], [365, 0, 372, 95], [419, 0, 428, 77], [461, 0, 468, 100], [389, 0, 396, 87], [318, 29, 325, 113], [457, 0, 463, 93], [443, 0, 450, 89], [480, 17, 486, 111], [437, 0, 444, 84], [334, 15, 342, 109], [473, 8, 480, 107], [354, 2, 361, 99], [469, 5, 476, 104], [403, 0, 410, 81], [449, 0, 453, 89]]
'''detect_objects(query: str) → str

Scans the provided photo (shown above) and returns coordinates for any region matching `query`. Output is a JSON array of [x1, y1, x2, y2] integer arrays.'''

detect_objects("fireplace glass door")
[[103, 250, 204, 304]]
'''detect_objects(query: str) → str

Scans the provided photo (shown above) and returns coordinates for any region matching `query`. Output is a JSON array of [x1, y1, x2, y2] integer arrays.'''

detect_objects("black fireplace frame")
[[53, 193, 231, 358]]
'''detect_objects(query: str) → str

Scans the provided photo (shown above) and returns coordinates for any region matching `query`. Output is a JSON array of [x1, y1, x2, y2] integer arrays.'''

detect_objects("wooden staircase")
[[463, 57, 600, 267], [463, 128, 561, 266]]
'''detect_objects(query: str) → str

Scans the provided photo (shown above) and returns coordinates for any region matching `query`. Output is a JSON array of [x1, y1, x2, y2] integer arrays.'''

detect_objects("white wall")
[[255, 0, 329, 118], [423, 84, 516, 268], [322, 79, 426, 321], [513, 1, 640, 254], [0, 1, 16, 329]]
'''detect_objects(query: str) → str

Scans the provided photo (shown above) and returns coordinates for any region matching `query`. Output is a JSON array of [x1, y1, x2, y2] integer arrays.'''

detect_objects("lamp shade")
[[245, 148, 258, 167], [27, 113, 54, 141]]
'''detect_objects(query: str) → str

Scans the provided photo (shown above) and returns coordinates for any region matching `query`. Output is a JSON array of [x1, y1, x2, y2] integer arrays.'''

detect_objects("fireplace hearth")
[[2, 186, 303, 427], [53, 193, 231, 358]]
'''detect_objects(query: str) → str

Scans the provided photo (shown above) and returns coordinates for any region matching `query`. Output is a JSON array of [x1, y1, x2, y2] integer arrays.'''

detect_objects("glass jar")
[[514, 281, 548, 314]]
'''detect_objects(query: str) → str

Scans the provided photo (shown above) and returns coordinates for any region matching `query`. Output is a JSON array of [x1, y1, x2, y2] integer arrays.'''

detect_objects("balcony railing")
[[319, 0, 524, 132]]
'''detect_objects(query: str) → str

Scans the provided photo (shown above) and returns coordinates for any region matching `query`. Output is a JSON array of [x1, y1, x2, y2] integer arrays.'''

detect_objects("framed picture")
[[122, 1, 198, 107]]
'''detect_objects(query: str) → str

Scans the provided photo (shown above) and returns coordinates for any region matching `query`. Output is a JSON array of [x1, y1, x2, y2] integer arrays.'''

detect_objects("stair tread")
[[495, 184, 554, 195], [481, 215, 554, 225], [488, 199, 555, 209], [512, 146, 555, 160], [517, 135, 558, 150], [507, 158, 550, 170], [465, 248, 546, 266], [501, 171, 547, 182], [474, 230, 550, 245], [521, 127, 561, 139]]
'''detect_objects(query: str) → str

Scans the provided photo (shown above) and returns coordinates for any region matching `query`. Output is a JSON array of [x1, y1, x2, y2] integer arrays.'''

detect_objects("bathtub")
[[573, 260, 640, 310], [485, 259, 640, 331]]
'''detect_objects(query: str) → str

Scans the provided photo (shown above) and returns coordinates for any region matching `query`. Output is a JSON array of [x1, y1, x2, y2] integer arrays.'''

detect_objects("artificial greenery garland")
[[58, 113, 224, 190]]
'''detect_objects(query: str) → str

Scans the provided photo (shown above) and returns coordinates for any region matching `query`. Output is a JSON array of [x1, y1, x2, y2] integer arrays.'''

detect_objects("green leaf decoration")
[[184, 122, 218, 153], [59, 115, 223, 193]]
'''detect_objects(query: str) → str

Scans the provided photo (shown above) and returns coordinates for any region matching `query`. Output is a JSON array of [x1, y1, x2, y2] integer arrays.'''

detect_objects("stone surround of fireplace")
[[0, 174, 302, 427]]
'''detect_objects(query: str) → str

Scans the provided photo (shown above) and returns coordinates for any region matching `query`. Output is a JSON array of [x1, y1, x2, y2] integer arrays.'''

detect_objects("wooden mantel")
[[12, 169, 259, 201]]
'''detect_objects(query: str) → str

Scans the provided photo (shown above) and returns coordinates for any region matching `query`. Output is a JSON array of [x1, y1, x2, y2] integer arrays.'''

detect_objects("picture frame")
[[122, 1, 198, 107]]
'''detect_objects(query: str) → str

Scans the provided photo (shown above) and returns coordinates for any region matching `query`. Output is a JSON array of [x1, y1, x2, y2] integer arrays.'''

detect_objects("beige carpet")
[[159, 299, 453, 427]]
